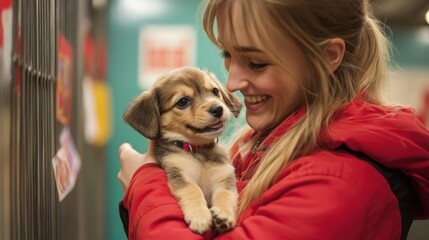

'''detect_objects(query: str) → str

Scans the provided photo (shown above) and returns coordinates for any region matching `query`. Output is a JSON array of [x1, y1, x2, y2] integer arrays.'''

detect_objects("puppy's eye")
[[176, 97, 191, 109], [212, 88, 220, 97]]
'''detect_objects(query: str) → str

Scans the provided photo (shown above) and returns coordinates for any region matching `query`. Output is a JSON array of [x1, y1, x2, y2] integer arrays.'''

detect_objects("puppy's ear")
[[208, 71, 242, 118], [220, 88, 242, 118], [123, 90, 160, 139]]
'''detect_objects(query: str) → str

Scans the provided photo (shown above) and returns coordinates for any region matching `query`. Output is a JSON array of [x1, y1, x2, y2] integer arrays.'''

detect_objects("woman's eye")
[[176, 97, 191, 108], [212, 87, 220, 97], [221, 49, 268, 71], [220, 50, 231, 59], [249, 61, 268, 70]]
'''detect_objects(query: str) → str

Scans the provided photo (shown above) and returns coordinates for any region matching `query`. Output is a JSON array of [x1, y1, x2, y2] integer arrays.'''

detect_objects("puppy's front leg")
[[168, 176, 212, 234], [210, 173, 238, 233]]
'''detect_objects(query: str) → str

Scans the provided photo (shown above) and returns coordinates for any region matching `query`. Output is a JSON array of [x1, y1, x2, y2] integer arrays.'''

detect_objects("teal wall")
[[106, 1, 227, 239], [389, 26, 429, 68]]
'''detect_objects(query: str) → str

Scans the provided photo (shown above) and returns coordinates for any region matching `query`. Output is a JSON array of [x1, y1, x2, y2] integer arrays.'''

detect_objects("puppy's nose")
[[209, 106, 224, 118]]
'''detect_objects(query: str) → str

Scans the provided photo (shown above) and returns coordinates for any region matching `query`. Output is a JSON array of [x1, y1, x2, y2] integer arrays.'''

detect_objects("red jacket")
[[123, 99, 429, 240]]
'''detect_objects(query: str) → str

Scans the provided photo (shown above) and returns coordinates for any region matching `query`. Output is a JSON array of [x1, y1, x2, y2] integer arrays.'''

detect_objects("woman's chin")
[[246, 114, 269, 132]]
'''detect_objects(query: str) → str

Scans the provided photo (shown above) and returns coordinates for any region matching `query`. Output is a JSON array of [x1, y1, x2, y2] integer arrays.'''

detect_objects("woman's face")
[[217, 2, 308, 132]]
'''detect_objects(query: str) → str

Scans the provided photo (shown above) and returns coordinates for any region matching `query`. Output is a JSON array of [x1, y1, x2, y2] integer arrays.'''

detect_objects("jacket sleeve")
[[123, 163, 212, 240], [124, 159, 401, 240], [217, 170, 400, 240]]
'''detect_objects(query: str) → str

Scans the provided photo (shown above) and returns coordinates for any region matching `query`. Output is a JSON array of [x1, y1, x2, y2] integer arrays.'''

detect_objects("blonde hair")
[[202, 0, 392, 215]]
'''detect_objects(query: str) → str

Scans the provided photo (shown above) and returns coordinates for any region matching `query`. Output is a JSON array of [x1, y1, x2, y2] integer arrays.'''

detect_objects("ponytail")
[[353, 15, 392, 103]]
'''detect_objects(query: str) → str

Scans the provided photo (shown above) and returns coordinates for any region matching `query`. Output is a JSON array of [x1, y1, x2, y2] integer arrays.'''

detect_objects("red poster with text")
[[56, 33, 74, 126]]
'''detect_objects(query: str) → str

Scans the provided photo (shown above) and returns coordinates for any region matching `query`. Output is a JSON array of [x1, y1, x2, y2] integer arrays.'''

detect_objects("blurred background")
[[0, 0, 428, 239]]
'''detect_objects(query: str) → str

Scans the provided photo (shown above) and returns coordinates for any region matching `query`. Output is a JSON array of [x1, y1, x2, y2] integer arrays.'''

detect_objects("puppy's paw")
[[184, 207, 213, 234], [210, 206, 236, 233]]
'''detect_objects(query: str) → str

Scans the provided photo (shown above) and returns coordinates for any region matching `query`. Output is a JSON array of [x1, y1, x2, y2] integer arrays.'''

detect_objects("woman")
[[118, 0, 429, 239]]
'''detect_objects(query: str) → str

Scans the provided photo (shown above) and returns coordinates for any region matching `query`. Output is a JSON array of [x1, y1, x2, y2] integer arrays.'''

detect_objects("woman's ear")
[[325, 38, 345, 73]]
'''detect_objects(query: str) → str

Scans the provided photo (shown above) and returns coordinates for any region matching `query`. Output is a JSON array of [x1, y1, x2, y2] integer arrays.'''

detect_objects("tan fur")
[[124, 66, 242, 234]]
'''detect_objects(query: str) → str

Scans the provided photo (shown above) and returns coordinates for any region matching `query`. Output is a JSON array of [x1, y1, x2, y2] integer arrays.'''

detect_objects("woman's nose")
[[226, 64, 249, 92]]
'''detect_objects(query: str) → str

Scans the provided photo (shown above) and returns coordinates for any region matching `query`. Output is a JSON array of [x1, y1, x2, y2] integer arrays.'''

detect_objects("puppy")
[[124, 66, 242, 234]]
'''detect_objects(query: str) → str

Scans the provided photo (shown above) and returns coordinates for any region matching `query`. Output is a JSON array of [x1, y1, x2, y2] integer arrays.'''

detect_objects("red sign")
[[139, 25, 196, 89], [56, 33, 74, 126]]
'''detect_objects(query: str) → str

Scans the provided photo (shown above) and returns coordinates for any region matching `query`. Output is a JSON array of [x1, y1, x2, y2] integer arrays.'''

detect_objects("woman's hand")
[[118, 141, 158, 191]]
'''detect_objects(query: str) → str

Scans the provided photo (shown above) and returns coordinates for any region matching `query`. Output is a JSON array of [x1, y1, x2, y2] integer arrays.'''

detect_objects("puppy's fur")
[[124, 66, 242, 234]]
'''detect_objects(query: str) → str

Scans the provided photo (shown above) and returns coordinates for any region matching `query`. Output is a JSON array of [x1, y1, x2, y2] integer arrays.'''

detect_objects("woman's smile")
[[244, 95, 271, 111]]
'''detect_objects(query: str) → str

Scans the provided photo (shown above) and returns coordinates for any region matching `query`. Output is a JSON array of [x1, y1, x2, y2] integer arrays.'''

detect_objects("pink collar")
[[171, 140, 216, 153]]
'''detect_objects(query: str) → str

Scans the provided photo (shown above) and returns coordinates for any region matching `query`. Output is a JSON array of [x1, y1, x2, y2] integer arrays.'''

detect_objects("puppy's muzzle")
[[209, 106, 224, 119]]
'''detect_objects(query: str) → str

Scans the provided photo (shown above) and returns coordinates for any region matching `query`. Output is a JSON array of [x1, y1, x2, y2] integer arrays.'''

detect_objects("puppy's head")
[[124, 66, 242, 144]]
